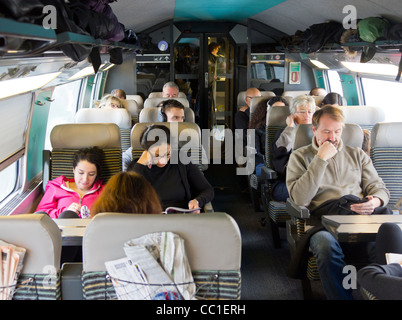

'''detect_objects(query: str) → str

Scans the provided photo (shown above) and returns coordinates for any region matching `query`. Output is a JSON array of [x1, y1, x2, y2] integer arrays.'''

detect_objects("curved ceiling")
[[110, 0, 402, 35]]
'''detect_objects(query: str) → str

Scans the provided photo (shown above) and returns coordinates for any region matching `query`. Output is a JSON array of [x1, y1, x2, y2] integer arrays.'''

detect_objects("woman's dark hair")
[[140, 124, 171, 150], [73, 146, 104, 180], [321, 92, 344, 106], [90, 171, 162, 216], [249, 97, 270, 129], [267, 96, 289, 108]]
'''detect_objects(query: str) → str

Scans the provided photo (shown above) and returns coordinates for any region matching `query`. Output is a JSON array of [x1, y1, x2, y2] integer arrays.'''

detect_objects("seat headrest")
[[74, 108, 131, 128], [313, 95, 325, 106], [51, 123, 121, 149], [293, 124, 314, 150], [83, 212, 241, 272], [282, 90, 310, 98], [124, 99, 141, 117], [266, 105, 290, 126], [293, 123, 364, 150], [0, 214, 61, 273], [249, 96, 268, 116], [339, 106, 385, 126], [260, 91, 276, 99], [131, 122, 201, 149], [125, 95, 144, 108], [371, 122, 402, 148], [148, 92, 186, 99], [143, 97, 190, 108], [237, 91, 246, 107], [139, 106, 195, 123]]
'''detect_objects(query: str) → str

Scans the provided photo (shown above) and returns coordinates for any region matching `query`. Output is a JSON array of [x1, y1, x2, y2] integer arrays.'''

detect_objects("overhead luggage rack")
[[0, 18, 140, 60], [0, 18, 57, 58]]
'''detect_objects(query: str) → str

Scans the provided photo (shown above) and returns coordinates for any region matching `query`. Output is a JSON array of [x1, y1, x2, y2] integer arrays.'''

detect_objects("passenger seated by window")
[[128, 125, 214, 212], [96, 94, 124, 109], [320, 92, 344, 107], [286, 105, 390, 300], [309, 87, 327, 96], [357, 222, 402, 300], [162, 81, 180, 98], [271, 95, 315, 201], [234, 87, 261, 147], [122, 99, 186, 170], [36, 147, 105, 219], [111, 88, 126, 100], [249, 97, 289, 176], [90, 171, 162, 216]]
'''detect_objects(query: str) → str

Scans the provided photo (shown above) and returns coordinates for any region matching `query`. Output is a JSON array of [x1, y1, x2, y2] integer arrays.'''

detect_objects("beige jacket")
[[286, 138, 390, 212]]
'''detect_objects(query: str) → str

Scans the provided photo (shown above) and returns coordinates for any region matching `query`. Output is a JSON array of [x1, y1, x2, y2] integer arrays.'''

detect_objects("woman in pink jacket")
[[36, 147, 105, 218]]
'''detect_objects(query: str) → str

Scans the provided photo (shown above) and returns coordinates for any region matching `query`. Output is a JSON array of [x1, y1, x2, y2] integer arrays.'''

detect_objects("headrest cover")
[[0, 214, 61, 273], [371, 122, 402, 148], [139, 107, 195, 123], [266, 105, 290, 126], [143, 97, 190, 108], [339, 106, 385, 126], [83, 212, 241, 271], [293, 123, 363, 150], [124, 99, 140, 117], [131, 122, 201, 149], [74, 108, 131, 128], [51, 123, 121, 149]]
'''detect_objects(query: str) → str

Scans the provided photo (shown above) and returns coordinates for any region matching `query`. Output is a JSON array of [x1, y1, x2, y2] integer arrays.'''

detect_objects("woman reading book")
[[128, 125, 214, 213]]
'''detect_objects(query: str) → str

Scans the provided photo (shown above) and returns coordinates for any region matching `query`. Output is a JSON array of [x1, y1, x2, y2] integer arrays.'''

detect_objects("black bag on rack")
[[38, 0, 94, 62], [0, 0, 44, 23]]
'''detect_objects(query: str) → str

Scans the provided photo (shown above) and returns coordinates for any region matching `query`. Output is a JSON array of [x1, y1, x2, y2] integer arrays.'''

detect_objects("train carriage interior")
[[0, 0, 402, 303]]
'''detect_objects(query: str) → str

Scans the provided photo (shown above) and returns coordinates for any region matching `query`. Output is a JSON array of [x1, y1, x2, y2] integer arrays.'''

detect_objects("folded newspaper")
[[163, 207, 201, 214], [0, 240, 26, 300], [105, 232, 196, 300]]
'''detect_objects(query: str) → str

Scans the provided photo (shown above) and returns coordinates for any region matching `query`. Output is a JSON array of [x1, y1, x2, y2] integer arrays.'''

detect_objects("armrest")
[[286, 198, 310, 219], [260, 166, 277, 180]]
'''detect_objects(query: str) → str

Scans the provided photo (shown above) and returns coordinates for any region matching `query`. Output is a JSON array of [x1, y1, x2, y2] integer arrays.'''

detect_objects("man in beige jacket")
[[286, 105, 390, 300]]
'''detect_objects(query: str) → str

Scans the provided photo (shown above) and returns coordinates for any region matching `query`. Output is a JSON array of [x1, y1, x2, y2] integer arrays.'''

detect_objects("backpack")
[[358, 17, 390, 63], [299, 21, 344, 53], [388, 23, 402, 81]]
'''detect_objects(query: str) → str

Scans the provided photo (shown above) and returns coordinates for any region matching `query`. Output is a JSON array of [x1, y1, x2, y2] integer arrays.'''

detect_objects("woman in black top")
[[128, 125, 214, 212]]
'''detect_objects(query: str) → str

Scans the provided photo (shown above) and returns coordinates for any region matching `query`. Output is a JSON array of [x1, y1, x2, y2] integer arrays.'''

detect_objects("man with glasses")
[[286, 105, 390, 300]]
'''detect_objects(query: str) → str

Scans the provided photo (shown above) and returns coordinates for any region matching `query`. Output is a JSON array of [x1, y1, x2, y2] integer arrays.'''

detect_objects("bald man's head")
[[245, 88, 262, 107]]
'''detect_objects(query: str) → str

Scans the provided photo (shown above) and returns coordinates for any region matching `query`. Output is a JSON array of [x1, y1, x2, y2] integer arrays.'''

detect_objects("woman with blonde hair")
[[90, 171, 162, 216], [96, 94, 124, 109]]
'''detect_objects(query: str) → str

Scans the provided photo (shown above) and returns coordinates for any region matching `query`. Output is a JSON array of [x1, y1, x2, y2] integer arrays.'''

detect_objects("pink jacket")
[[36, 175, 104, 218]]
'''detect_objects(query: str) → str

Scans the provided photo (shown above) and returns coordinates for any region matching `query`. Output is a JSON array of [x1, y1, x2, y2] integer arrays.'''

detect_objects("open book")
[[163, 207, 201, 214], [0, 240, 26, 300]]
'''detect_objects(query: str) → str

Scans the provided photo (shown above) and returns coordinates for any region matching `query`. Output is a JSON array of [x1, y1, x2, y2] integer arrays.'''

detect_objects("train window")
[[361, 77, 402, 121], [44, 80, 82, 150], [0, 162, 18, 205], [327, 70, 344, 96]]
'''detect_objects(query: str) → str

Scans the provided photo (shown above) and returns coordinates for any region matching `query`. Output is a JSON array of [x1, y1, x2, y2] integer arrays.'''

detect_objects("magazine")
[[0, 240, 26, 300], [163, 207, 201, 214]]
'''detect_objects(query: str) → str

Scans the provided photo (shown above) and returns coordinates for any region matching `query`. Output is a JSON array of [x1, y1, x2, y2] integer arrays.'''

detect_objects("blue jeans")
[[309, 231, 354, 300]]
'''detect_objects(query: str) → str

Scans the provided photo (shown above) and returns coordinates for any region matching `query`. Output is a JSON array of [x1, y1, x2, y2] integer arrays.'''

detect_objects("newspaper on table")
[[105, 232, 196, 300], [0, 240, 26, 300]]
